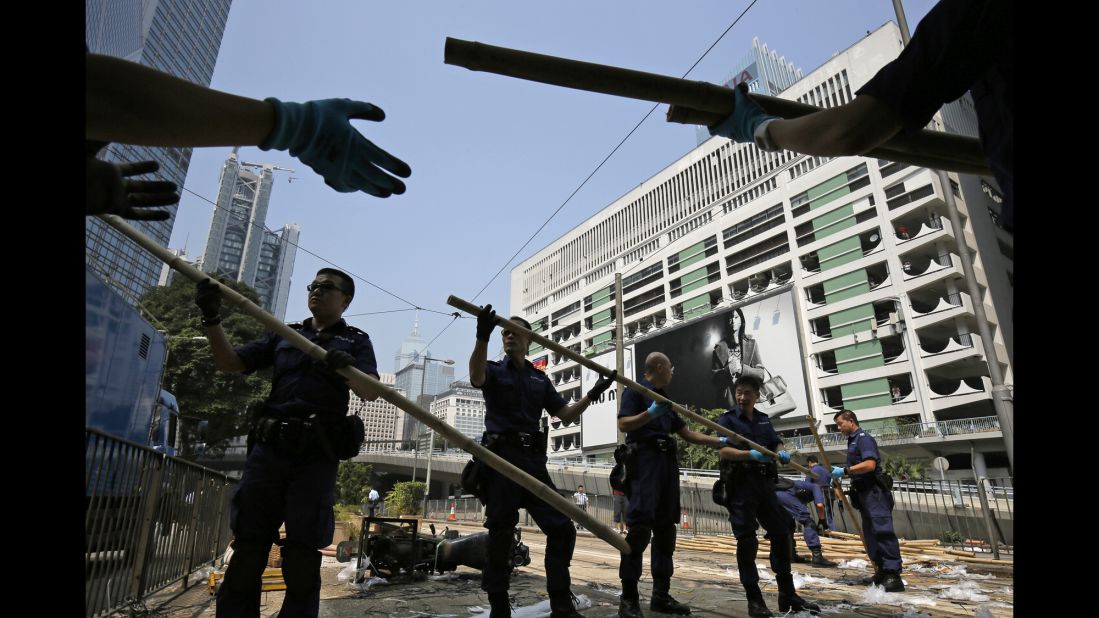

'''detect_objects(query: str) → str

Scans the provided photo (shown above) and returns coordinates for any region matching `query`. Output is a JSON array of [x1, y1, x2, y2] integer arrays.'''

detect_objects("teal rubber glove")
[[260, 98, 412, 197], [647, 401, 671, 418], [831, 466, 845, 482], [707, 83, 780, 144], [776, 450, 791, 464], [748, 449, 769, 463]]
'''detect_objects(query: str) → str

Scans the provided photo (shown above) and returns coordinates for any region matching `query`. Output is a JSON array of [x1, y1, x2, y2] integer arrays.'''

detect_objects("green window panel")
[[677, 265, 711, 296], [587, 287, 614, 311], [530, 343, 545, 354], [840, 377, 892, 411], [823, 270, 866, 295], [591, 331, 613, 345], [834, 340, 885, 373], [827, 304, 875, 337], [681, 292, 712, 318], [590, 307, 613, 329], [812, 204, 855, 230], [817, 236, 863, 271], [823, 270, 870, 305], [807, 173, 850, 205], [676, 239, 709, 270]]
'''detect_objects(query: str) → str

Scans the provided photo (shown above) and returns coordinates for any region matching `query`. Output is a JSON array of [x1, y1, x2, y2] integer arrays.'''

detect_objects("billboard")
[[580, 348, 635, 451], [632, 290, 809, 421]]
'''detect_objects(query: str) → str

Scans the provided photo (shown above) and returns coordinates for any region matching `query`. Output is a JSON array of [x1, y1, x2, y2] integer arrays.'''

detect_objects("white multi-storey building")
[[424, 382, 487, 450], [350, 373, 407, 452], [511, 24, 1012, 477]]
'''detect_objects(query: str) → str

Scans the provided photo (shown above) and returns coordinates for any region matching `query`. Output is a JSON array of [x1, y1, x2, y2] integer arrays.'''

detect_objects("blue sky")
[[168, 0, 937, 376]]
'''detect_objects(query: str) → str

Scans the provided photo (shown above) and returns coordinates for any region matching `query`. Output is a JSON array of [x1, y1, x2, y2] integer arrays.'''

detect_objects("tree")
[[882, 454, 925, 480], [385, 481, 425, 516], [140, 276, 272, 456], [336, 461, 374, 505], [675, 407, 726, 470]]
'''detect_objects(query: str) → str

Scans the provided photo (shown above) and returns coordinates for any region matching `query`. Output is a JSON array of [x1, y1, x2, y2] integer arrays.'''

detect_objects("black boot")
[[809, 547, 837, 568], [650, 578, 690, 615], [550, 592, 583, 618], [488, 592, 511, 618], [880, 572, 905, 593], [857, 562, 884, 585], [619, 580, 643, 618], [776, 573, 820, 615], [619, 597, 643, 618], [744, 583, 772, 618]]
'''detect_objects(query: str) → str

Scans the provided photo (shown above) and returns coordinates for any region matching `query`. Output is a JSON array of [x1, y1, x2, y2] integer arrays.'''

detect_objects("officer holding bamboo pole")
[[715, 375, 819, 617], [469, 304, 615, 618]]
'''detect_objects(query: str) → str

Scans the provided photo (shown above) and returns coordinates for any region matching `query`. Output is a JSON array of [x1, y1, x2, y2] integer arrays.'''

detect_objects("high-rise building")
[[349, 373, 406, 453], [394, 312, 427, 371], [513, 24, 1012, 476], [85, 0, 234, 304], [424, 382, 486, 450], [201, 150, 299, 320], [394, 359, 457, 442], [694, 37, 804, 145]]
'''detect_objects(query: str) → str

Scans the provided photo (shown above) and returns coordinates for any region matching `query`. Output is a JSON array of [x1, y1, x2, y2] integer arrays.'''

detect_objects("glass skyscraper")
[[86, 0, 234, 304]]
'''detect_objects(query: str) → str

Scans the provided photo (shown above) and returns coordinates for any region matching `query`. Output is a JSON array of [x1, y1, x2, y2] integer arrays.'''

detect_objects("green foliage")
[[386, 481, 425, 516], [333, 503, 362, 540], [882, 454, 925, 480], [676, 407, 726, 470], [939, 529, 963, 544], [336, 462, 374, 506], [139, 276, 271, 456]]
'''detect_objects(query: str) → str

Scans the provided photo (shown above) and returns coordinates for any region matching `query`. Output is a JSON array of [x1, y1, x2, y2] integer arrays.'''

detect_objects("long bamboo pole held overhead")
[[443, 37, 991, 176], [97, 215, 630, 556], [447, 295, 821, 480]]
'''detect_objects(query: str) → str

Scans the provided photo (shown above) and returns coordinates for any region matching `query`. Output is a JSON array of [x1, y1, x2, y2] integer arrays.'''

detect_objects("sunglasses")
[[306, 282, 346, 294]]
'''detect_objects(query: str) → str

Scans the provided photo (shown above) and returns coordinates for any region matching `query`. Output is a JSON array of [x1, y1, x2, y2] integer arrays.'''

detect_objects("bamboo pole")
[[443, 37, 991, 176], [98, 215, 630, 556], [447, 295, 820, 479], [805, 420, 871, 562]]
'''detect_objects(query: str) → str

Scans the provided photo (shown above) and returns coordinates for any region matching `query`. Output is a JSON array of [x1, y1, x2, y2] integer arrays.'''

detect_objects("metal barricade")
[[86, 428, 237, 617]]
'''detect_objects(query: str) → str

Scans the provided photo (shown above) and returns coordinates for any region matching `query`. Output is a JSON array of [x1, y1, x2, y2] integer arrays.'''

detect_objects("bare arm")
[[204, 324, 246, 373], [86, 53, 274, 146], [846, 458, 878, 475], [555, 395, 594, 424], [469, 340, 489, 387], [767, 95, 905, 157], [617, 411, 651, 433]]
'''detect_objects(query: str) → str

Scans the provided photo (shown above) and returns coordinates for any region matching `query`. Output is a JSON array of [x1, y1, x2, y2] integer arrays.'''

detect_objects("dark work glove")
[[586, 370, 617, 400], [476, 304, 497, 342], [317, 349, 355, 382], [195, 279, 223, 325], [86, 154, 179, 220]]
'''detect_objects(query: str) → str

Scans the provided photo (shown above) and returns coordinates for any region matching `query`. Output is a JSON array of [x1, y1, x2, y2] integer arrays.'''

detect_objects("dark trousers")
[[481, 442, 575, 596], [857, 485, 902, 572], [776, 491, 820, 549], [619, 444, 680, 587], [725, 471, 791, 588], [216, 442, 337, 618]]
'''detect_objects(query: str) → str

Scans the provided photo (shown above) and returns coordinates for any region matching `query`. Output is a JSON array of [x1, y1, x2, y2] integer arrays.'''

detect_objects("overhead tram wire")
[[468, 0, 761, 303], [179, 185, 466, 320]]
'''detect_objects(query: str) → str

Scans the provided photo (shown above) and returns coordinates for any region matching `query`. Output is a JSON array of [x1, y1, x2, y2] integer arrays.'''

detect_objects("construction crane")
[[240, 161, 296, 176]]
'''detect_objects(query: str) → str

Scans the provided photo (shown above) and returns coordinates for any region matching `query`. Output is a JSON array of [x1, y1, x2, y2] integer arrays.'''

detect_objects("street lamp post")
[[417, 355, 455, 517]]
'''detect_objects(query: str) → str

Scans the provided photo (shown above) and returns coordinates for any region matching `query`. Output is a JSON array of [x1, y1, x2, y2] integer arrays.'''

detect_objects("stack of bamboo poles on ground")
[[676, 530, 1012, 569]]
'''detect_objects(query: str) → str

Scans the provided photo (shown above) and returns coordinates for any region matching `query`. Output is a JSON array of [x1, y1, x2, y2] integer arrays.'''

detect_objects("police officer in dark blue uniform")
[[197, 268, 380, 618], [715, 375, 819, 617], [775, 478, 837, 568], [805, 455, 835, 530], [616, 352, 725, 618], [830, 409, 904, 592], [469, 305, 615, 618]]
